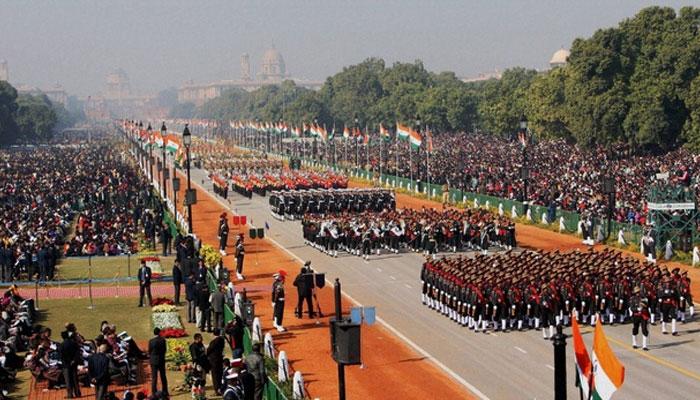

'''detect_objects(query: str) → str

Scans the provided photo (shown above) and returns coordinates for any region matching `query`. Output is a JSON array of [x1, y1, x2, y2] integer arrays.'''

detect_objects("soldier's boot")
[[421, 294, 426, 304], [650, 313, 656, 325], [563, 315, 570, 326], [672, 319, 678, 336], [501, 319, 507, 332], [679, 310, 686, 323], [376, 249, 380, 255], [333, 250, 338, 257], [474, 317, 481, 332], [632, 334, 638, 349], [555, 316, 560, 326], [590, 314, 597, 327], [482, 320, 489, 333], [608, 313, 614, 325], [542, 327, 549, 340], [549, 325, 554, 338], [642, 335, 649, 351], [517, 320, 523, 331], [661, 321, 668, 334], [690, 306, 695, 318], [534, 318, 540, 329]]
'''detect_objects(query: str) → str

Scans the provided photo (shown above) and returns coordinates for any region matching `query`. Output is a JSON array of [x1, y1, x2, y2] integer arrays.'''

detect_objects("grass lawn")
[[12, 296, 225, 399], [56, 255, 176, 281]]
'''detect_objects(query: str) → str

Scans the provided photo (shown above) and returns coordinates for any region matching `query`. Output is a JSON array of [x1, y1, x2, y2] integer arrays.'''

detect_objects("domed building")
[[258, 46, 287, 81], [549, 48, 570, 68]]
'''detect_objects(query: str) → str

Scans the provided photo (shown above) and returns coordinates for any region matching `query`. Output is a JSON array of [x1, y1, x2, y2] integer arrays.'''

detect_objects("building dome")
[[549, 48, 570, 67], [259, 46, 286, 81]]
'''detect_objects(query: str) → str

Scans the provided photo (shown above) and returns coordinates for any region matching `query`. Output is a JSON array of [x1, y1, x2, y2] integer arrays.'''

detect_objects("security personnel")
[[293, 262, 314, 319], [235, 235, 245, 280], [218, 213, 229, 256], [137, 260, 152, 307], [223, 372, 244, 400], [272, 270, 287, 332], [630, 286, 650, 351]]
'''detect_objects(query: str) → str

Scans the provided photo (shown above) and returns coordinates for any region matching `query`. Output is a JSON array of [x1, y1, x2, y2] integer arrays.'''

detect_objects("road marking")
[[514, 346, 527, 354], [404, 283, 413, 289], [200, 179, 492, 399], [580, 327, 700, 382], [546, 364, 554, 371], [376, 267, 382, 272], [390, 275, 397, 281]]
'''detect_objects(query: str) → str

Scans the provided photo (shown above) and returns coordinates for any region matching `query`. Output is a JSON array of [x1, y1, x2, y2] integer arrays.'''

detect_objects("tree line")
[[172, 6, 700, 152], [0, 81, 82, 145]]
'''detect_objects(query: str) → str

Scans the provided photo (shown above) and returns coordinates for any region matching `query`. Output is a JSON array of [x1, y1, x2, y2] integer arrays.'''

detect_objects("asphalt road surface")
[[192, 167, 700, 400]]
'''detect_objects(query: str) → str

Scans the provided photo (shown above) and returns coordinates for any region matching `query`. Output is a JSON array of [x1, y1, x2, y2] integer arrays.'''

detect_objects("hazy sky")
[[0, 1, 693, 97]]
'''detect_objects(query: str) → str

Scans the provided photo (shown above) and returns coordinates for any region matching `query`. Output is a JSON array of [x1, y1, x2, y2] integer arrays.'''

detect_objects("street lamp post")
[[147, 123, 153, 182], [172, 176, 180, 224], [519, 115, 530, 215], [161, 122, 168, 199], [183, 124, 194, 234], [354, 115, 359, 168]]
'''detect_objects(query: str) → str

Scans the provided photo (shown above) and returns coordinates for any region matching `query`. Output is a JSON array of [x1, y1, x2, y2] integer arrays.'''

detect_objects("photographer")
[[293, 262, 315, 319]]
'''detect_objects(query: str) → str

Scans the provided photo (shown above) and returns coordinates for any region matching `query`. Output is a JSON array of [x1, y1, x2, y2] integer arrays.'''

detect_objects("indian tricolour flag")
[[396, 122, 411, 140], [572, 318, 593, 399], [343, 126, 351, 139], [153, 132, 164, 148], [380, 123, 391, 141], [408, 129, 422, 149], [165, 136, 180, 154], [591, 319, 625, 400]]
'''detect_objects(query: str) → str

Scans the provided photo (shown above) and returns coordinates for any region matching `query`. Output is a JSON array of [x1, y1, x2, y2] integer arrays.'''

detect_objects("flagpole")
[[379, 130, 382, 180], [365, 124, 369, 172], [426, 126, 430, 197]]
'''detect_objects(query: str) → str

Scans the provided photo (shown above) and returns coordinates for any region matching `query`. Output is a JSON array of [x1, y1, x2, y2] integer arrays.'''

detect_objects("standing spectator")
[[160, 223, 172, 257], [148, 328, 168, 397], [60, 329, 82, 398], [137, 260, 152, 307], [212, 284, 226, 330], [172, 261, 183, 306], [197, 283, 212, 332], [207, 328, 226, 395], [244, 343, 267, 400], [293, 264, 314, 319], [234, 235, 245, 281], [88, 344, 111, 400], [185, 271, 197, 323]]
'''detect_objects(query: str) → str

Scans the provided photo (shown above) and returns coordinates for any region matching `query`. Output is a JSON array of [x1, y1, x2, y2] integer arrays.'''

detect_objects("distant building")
[[549, 48, 570, 68], [105, 68, 131, 99], [98, 68, 156, 119], [178, 46, 323, 106], [460, 69, 502, 83], [0, 60, 8, 82], [16, 83, 68, 105]]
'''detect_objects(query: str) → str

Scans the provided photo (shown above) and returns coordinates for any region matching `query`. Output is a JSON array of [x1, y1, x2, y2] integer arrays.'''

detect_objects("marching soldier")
[[658, 276, 679, 335], [630, 286, 650, 351]]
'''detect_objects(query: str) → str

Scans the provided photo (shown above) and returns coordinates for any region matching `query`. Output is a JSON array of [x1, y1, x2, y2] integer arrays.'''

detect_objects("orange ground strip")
[[348, 181, 700, 301], [167, 170, 474, 399]]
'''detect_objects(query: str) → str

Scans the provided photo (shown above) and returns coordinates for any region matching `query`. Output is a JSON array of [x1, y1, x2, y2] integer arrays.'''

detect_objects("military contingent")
[[421, 248, 693, 349], [302, 207, 515, 260], [269, 188, 396, 220]]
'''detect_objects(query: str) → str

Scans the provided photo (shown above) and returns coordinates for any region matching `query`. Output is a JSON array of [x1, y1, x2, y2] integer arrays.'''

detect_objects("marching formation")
[[303, 208, 514, 260], [421, 249, 693, 349], [269, 189, 395, 220]]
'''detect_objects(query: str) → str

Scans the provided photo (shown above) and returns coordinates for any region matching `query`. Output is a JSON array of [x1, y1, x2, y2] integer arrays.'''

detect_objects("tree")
[[14, 94, 57, 143], [0, 81, 18, 145]]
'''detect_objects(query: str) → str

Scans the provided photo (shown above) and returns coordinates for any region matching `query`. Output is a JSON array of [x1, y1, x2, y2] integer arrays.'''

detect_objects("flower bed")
[[151, 297, 174, 306], [152, 311, 183, 330], [152, 304, 178, 313], [166, 338, 191, 365], [159, 327, 188, 338]]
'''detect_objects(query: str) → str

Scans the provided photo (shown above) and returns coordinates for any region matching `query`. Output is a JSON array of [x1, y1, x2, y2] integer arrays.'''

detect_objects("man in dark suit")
[[185, 271, 197, 323], [88, 344, 111, 400], [211, 284, 226, 330], [218, 213, 229, 256], [160, 223, 172, 256], [197, 283, 212, 332], [60, 330, 82, 398], [138, 260, 152, 307], [245, 342, 267, 400], [148, 328, 168, 397], [36, 244, 48, 282], [172, 261, 183, 305], [207, 328, 226, 395]]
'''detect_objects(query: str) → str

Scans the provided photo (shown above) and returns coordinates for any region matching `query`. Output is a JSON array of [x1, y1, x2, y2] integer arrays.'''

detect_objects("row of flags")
[[225, 119, 434, 151], [123, 121, 184, 163]]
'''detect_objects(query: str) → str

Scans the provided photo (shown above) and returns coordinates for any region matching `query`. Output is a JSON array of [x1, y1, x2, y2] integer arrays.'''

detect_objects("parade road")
[[190, 166, 700, 400]]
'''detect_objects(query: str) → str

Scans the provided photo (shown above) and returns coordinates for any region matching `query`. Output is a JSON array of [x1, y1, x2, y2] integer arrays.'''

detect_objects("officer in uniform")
[[272, 270, 287, 332], [222, 372, 244, 400], [658, 276, 679, 335], [630, 286, 650, 351], [218, 213, 229, 256], [234, 235, 245, 281]]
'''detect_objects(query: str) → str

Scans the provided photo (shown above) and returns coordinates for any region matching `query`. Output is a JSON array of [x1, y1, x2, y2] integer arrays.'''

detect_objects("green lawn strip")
[[55, 255, 176, 281]]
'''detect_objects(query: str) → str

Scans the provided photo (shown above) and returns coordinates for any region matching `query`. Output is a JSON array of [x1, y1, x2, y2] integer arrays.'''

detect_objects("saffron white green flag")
[[591, 319, 625, 400]]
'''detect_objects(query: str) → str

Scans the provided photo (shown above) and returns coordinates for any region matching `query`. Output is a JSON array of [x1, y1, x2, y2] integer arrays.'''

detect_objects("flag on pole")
[[380, 123, 391, 141], [591, 319, 625, 400], [153, 131, 164, 148], [165, 136, 180, 154], [518, 130, 528, 148], [426, 128, 434, 152], [572, 318, 593, 399], [317, 125, 328, 142], [343, 126, 351, 139], [396, 122, 411, 140], [409, 129, 422, 149], [363, 132, 369, 145], [291, 126, 301, 138]]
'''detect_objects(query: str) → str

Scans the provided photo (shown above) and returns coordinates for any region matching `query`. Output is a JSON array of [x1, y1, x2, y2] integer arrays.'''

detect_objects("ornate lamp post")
[[519, 115, 530, 215], [161, 122, 168, 199], [183, 124, 194, 233]]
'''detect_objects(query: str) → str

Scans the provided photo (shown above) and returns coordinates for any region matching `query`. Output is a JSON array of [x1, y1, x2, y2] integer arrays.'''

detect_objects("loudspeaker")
[[330, 318, 361, 365], [242, 301, 255, 326], [257, 228, 264, 238], [249, 228, 257, 239], [185, 189, 197, 205]]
